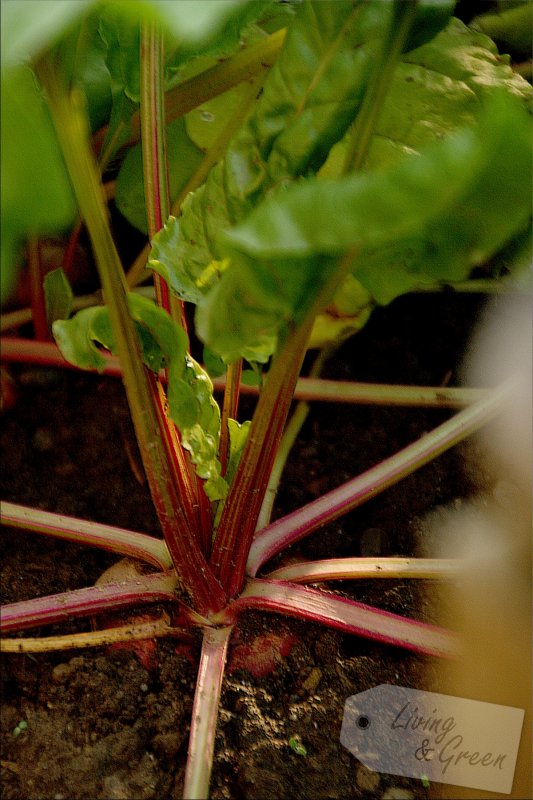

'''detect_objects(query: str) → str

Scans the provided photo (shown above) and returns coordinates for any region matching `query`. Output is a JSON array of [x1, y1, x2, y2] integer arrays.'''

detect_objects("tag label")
[[340, 685, 524, 794]]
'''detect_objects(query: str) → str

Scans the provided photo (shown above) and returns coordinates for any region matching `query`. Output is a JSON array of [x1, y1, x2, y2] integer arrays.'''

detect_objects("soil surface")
[[1, 293, 493, 799]]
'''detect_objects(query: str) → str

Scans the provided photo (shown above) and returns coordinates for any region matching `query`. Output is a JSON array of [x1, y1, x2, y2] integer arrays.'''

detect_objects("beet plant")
[[1, 1, 531, 796]]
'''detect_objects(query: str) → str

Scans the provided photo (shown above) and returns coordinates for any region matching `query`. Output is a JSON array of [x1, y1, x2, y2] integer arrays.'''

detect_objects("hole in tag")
[[357, 715, 370, 729]]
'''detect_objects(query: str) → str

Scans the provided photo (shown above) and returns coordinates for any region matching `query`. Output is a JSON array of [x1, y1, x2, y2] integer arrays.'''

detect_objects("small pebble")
[[382, 789, 414, 800], [52, 663, 73, 684], [360, 527, 389, 556], [356, 764, 380, 792], [301, 667, 322, 694], [32, 428, 54, 452]]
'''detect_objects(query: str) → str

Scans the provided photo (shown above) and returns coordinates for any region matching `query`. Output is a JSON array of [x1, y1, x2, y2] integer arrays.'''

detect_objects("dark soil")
[[1, 293, 491, 799]]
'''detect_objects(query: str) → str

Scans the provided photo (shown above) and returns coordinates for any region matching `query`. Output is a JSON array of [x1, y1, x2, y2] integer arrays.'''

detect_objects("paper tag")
[[340, 685, 524, 794]]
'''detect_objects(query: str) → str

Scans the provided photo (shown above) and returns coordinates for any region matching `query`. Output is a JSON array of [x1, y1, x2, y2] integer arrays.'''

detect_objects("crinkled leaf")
[[44, 268, 74, 328], [223, 0, 395, 219], [401, 16, 531, 102], [148, 176, 231, 301], [52, 294, 227, 499], [115, 118, 204, 234], [197, 94, 531, 359], [149, 7, 532, 353], [181, 424, 227, 502], [52, 295, 177, 374], [148, 0, 397, 319], [167, 355, 227, 501], [320, 17, 533, 175]]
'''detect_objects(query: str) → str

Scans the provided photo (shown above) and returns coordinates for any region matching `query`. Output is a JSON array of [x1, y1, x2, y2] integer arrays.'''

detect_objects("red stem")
[[0, 338, 487, 408], [220, 578, 458, 659], [27, 237, 49, 341], [0, 571, 183, 634], [210, 320, 311, 597], [219, 359, 243, 475]]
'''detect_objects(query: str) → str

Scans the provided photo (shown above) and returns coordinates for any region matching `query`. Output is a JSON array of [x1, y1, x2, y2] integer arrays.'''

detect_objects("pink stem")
[[247, 384, 510, 577], [219, 578, 458, 659], [183, 625, 234, 798], [0, 338, 487, 406], [0, 571, 197, 634], [0, 501, 171, 570]]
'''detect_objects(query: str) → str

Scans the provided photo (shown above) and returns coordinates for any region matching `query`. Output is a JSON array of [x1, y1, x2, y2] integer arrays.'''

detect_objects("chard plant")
[[1, 1, 531, 796]]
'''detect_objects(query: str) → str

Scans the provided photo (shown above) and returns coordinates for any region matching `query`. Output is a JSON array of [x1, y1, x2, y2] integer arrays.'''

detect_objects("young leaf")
[[53, 295, 229, 501], [148, 179, 231, 302], [226, 419, 251, 487], [53, 305, 110, 371], [197, 93, 531, 359]]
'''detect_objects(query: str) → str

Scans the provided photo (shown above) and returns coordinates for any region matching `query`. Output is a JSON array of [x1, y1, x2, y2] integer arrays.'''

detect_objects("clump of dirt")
[[1, 293, 488, 799]]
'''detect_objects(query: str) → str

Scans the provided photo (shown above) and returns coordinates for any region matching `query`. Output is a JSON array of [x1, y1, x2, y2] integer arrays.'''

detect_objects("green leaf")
[[53, 294, 228, 500], [168, 353, 227, 501], [115, 119, 204, 235], [226, 419, 251, 487], [150, 11, 533, 317], [148, 0, 272, 55], [320, 17, 533, 175], [0, 0, 91, 67], [181, 424, 228, 502], [197, 252, 341, 364], [53, 294, 186, 372], [185, 78, 258, 151], [148, 0, 398, 318], [1, 66, 77, 303], [223, 0, 395, 218], [197, 93, 531, 359], [44, 268, 74, 328], [73, 14, 113, 132], [309, 275, 373, 349], [402, 0, 455, 53], [471, 3, 532, 60], [99, 6, 141, 103], [148, 175, 231, 300], [0, 0, 272, 67], [53, 305, 109, 371]]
